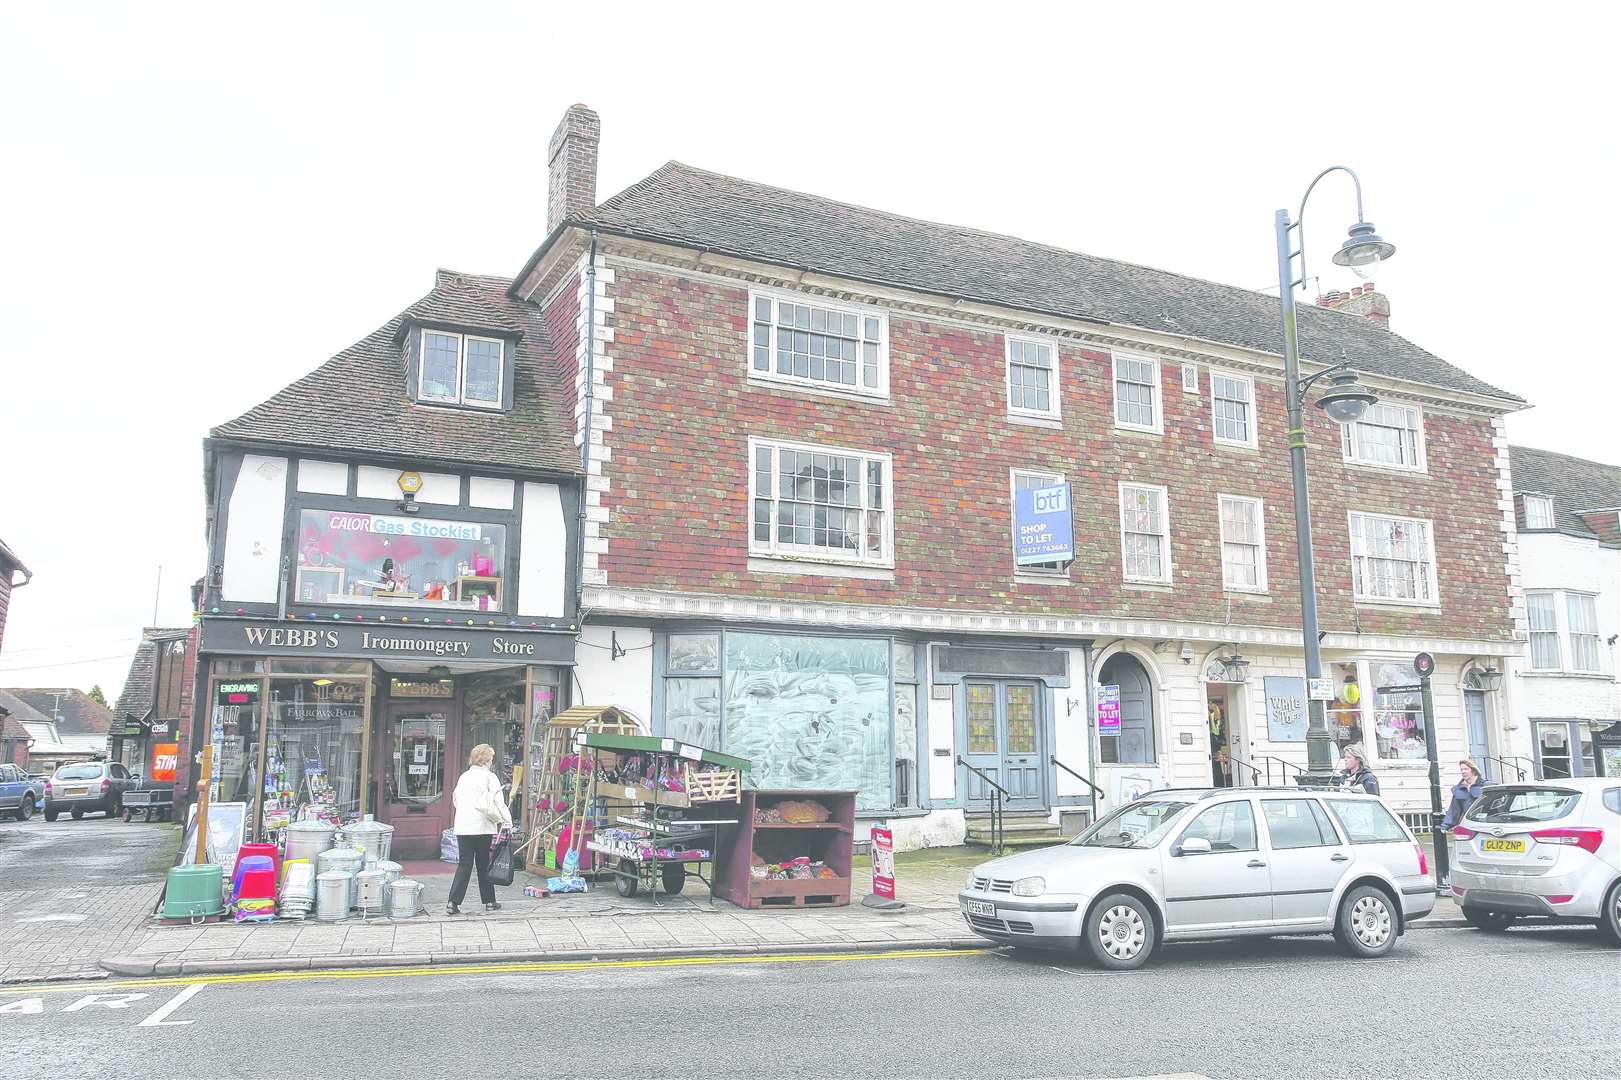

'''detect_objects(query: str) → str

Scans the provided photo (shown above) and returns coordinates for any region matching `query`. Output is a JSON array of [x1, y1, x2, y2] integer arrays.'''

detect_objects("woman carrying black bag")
[[447, 743, 512, 915]]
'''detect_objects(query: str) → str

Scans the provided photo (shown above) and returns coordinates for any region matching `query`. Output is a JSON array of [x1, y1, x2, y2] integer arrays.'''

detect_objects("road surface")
[[1, 923, 1615, 1079], [0, 815, 176, 891]]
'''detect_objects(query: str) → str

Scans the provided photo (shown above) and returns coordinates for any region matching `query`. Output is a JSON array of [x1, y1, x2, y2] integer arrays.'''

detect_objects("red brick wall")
[[543, 269, 582, 439], [599, 266, 1514, 641]]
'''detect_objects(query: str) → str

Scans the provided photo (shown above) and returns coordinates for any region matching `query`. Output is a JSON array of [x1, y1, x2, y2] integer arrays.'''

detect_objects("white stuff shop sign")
[[200, 619, 574, 664]]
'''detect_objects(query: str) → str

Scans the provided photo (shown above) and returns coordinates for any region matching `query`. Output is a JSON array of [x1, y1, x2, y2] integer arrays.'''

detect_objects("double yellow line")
[[2, 947, 984, 994]]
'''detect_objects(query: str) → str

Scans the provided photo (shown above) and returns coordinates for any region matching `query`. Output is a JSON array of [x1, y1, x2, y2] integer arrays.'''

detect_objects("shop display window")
[[388, 712, 447, 803], [260, 678, 366, 832], [295, 508, 506, 611], [210, 679, 261, 807], [1372, 661, 1427, 761], [1326, 662, 1364, 756], [465, 671, 525, 791]]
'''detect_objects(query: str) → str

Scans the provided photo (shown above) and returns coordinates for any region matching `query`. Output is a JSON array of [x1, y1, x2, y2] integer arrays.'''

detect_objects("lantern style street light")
[[1274, 166, 1395, 774]]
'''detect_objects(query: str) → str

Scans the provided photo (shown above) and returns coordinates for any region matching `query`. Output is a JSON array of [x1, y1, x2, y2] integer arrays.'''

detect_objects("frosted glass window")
[[722, 633, 892, 811], [664, 677, 722, 748]]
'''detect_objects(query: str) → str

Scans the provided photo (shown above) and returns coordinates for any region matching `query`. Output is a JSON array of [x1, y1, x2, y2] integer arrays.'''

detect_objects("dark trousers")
[[449, 833, 494, 907]]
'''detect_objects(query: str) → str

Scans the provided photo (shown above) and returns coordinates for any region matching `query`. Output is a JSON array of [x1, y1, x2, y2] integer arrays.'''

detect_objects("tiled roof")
[[113, 628, 187, 721], [3, 688, 114, 735], [559, 162, 1522, 404], [212, 270, 580, 475], [0, 689, 53, 728], [0, 536, 27, 577], [1, 713, 31, 745], [1510, 445, 1621, 539]]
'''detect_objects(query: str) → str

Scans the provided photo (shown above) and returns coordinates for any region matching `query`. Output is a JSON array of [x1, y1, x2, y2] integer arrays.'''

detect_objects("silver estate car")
[[960, 787, 1435, 969], [1450, 778, 1621, 945]]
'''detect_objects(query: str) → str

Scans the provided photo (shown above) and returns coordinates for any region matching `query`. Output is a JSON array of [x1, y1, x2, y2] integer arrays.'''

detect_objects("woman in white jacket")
[[447, 743, 513, 914]]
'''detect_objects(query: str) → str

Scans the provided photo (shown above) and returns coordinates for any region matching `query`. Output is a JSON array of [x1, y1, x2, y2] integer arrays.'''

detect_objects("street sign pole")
[[1414, 653, 1448, 891]]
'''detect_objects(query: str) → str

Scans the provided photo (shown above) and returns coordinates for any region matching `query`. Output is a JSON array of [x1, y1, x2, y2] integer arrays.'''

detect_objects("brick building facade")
[[513, 107, 1528, 844]]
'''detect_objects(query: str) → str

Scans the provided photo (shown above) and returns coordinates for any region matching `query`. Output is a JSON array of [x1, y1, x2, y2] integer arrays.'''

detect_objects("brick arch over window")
[[1098, 651, 1157, 765]]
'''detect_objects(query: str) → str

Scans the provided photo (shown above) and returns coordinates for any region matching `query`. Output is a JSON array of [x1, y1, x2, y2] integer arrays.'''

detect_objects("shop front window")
[[261, 677, 366, 834], [209, 678, 261, 808], [389, 713, 447, 804], [1327, 663, 1365, 757], [894, 641, 920, 808], [464, 671, 524, 805], [294, 509, 506, 611], [724, 633, 892, 812], [1372, 661, 1426, 761]]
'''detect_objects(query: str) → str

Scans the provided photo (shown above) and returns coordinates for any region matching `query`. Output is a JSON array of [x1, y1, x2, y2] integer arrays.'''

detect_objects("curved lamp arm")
[[1288, 165, 1369, 292]]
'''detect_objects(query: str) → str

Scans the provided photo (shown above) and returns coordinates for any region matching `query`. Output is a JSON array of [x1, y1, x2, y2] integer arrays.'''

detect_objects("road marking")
[[138, 984, 206, 1027], [62, 993, 148, 1012], [0, 998, 44, 1014], [0, 947, 986, 995]]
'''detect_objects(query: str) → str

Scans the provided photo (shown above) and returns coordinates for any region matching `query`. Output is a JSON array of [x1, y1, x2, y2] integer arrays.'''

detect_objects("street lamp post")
[[1274, 166, 1395, 775]]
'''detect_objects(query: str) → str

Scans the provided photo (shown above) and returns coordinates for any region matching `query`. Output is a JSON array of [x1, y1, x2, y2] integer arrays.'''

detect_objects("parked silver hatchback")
[[960, 787, 1435, 969], [1450, 778, 1621, 945]]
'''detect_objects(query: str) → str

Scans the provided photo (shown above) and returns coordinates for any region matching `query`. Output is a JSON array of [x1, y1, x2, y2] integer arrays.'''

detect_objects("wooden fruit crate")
[[683, 763, 741, 804]]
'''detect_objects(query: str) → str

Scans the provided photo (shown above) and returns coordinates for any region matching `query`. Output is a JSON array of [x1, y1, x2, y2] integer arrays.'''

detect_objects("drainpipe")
[[1083, 641, 1098, 826], [573, 233, 598, 632]]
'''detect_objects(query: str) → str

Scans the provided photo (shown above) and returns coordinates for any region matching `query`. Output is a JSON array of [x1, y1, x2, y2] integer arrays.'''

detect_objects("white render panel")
[[926, 644, 956, 801], [469, 476, 516, 510], [573, 624, 653, 729], [296, 459, 348, 495], [355, 466, 459, 504], [519, 482, 568, 618], [221, 454, 288, 603], [1053, 647, 1092, 800]]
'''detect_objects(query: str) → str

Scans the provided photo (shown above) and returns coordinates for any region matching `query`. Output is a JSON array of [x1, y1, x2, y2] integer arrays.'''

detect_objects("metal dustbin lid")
[[343, 817, 394, 841], [373, 859, 404, 884], [285, 819, 337, 840], [317, 848, 364, 875]]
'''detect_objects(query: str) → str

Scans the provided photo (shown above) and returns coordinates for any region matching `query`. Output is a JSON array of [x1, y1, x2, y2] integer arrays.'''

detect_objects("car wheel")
[[1598, 882, 1621, 948], [70, 807, 84, 820], [1084, 892, 1156, 970], [1335, 885, 1397, 958], [16, 796, 34, 822], [1462, 906, 1517, 933], [44, 808, 59, 822]]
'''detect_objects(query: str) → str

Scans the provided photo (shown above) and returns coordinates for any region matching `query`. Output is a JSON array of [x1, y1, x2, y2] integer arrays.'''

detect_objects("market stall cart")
[[572, 732, 747, 904]]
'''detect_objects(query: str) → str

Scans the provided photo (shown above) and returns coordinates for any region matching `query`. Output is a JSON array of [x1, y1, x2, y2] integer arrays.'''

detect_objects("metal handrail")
[[1224, 752, 1264, 785], [957, 757, 1009, 854], [1049, 756, 1104, 797], [1253, 754, 1305, 785]]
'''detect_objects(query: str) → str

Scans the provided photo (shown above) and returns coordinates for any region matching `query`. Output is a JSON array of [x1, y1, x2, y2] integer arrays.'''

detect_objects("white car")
[[1450, 778, 1621, 945], [959, 787, 1435, 969]]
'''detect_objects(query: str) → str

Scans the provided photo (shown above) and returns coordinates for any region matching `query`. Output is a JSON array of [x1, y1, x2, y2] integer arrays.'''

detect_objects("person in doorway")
[[1441, 759, 1485, 828], [447, 743, 512, 915], [1339, 746, 1380, 796]]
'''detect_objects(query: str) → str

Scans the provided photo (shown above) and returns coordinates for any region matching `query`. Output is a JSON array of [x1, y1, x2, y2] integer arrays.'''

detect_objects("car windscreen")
[[1072, 799, 1195, 849], [1465, 787, 1580, 824], [54, 764, 104, 780]]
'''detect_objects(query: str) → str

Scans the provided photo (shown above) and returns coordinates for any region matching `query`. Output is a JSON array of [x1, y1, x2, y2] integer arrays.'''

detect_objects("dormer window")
[[418, 329, 505, 409]]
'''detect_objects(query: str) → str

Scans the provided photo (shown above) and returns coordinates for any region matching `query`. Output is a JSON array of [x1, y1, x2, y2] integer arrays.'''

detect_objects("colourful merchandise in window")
[[295, 509, 505, 610]]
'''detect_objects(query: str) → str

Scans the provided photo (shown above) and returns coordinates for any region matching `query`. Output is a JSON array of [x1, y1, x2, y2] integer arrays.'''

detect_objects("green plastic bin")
[[161, 864, 225, 919]]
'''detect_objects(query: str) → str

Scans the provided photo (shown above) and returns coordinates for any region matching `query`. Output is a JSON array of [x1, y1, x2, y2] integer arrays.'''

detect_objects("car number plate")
[[1482, 838, 1526, 853], [965, 899, 996, 917], [62, 787, 88, 798]]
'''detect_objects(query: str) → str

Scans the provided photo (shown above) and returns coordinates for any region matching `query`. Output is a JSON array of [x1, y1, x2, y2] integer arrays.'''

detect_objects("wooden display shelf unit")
[[714, 789, 856, 910]]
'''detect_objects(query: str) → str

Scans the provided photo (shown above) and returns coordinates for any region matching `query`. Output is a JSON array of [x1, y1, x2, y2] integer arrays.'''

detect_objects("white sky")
[[2, 3, 1616, 701]]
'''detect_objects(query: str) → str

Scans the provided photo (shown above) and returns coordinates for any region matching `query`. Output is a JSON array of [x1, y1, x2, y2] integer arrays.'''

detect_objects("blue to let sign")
[[1014, 483, 1074, 566]]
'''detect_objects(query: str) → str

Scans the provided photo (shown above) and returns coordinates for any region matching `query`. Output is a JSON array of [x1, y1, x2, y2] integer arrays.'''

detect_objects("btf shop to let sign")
[[1014, 483, 1075, 566]]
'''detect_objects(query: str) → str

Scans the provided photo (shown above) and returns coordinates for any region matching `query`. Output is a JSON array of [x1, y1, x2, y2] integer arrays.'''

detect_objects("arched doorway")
[[1098, 653, 1155, 765]]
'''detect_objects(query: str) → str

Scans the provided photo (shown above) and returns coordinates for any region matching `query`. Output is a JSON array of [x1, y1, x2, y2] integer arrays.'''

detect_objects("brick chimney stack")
[[1315, 283, 1391, 330], [547, 104, 600, 233]]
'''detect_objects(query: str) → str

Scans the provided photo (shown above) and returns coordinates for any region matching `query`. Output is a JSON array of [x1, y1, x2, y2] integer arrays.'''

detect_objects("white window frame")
[[1217, 494, 1268, 593], [1209, 369, 1259, 449], [1525, 590, 1563, 671], [1010, 468, 1068, 576], [1112, 352, 1163, 434], [1565, 592, 1602, 673], [417, 328, 505, 410], [1004, 335, 1061, 421], [1341, 401, 1427, 472], [746, 288, 890, 401], [1180, 362, 1201, 394], [1522, 494, 1555, 530], [747, 436, 894, 568], [1118, 481, 1172, 585], [1347, 510, 1440, 606]]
